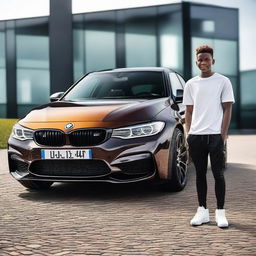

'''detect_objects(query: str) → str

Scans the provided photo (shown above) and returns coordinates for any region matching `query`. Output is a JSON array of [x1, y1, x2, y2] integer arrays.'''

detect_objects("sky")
[[0, 0, 255, 70]]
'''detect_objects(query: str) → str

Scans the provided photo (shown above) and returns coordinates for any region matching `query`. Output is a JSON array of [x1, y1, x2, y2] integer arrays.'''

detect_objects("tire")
[[18, 180, 53, 190], [160, 128, 188, 192]]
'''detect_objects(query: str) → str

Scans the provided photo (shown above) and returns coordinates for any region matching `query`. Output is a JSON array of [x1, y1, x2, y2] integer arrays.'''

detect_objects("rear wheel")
[[160, 128, 188, 192], [18, 180, 53, 190]]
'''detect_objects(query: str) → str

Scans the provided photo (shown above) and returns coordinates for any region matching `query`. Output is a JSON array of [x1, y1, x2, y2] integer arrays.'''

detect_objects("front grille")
[[69, 129, 107, 146], [34, 129, 108, 146], [34, 130, 65, 146], [29, 160, 111, 177]]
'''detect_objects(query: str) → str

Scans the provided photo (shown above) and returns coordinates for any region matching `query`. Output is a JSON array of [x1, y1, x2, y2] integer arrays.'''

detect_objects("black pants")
[[187, 134, 225, 209]]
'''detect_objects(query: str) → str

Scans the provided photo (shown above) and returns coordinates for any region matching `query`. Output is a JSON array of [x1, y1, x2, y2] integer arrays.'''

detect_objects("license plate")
[[41, 149, 92, 160]]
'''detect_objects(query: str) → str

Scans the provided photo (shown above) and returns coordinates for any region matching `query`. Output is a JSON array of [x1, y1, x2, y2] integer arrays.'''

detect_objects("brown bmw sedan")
[[8, 67, 188, 191]]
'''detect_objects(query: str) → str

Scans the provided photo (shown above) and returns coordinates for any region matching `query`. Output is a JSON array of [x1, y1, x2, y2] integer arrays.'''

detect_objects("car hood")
[[19, 99, 169, 130]]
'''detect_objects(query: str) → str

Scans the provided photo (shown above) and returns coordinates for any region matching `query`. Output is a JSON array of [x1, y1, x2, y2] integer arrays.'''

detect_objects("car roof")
[[92, 67, 176, 74]]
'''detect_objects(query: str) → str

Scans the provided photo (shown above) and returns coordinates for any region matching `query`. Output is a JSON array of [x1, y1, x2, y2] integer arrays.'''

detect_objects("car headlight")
[[111, 121, 165, 139], [12, 123, 34, 141]]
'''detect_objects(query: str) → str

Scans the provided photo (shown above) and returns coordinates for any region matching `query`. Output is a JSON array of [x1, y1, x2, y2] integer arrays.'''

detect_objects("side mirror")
[[50, 92, 64, 102], [169, 98, 180, 111], [174, 89, 183, 103]]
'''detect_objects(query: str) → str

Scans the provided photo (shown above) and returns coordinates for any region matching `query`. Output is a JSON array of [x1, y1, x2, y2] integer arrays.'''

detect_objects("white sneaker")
[[215, 209, 229, 228], [190, 206, 210, 226]]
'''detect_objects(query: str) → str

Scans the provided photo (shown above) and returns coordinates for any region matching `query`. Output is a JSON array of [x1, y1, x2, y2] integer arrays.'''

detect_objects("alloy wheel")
[[176, 133, 188, 185]]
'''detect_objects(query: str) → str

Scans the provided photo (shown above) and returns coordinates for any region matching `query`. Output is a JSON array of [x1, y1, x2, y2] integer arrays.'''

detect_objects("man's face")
[[196, 52, 215, 73]]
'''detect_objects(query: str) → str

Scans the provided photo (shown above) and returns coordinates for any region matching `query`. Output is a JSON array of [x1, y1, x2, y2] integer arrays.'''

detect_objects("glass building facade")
[[73, 4, 183, 81], [0, 1, 255, 129]]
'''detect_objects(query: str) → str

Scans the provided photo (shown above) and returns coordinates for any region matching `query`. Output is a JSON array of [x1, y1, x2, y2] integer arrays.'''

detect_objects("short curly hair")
[[196, 45, 213, 57]]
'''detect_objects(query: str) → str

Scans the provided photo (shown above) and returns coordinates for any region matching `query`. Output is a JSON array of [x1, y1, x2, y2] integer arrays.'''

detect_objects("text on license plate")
[[41, 149, 92, 160]]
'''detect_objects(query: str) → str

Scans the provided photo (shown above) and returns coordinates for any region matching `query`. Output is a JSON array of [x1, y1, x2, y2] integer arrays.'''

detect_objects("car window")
[[169, 73, 183, 97], [176, 74, 185, 88], [64, 71, 166, 101], [131, 84, 153, 95]]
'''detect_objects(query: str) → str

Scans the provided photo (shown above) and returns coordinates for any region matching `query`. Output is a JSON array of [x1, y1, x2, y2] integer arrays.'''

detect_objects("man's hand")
[[221, 102, 233, 142], [185, 105, 193, 134], [221, 133, 228, 142]]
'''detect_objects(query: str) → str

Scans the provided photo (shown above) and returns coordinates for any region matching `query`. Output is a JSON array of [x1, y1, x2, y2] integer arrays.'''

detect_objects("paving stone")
[[0, 135, 255, 255]]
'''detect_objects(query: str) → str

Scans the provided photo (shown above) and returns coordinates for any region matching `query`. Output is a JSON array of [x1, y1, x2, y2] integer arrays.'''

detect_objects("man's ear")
[[212, 59, 215, 65]]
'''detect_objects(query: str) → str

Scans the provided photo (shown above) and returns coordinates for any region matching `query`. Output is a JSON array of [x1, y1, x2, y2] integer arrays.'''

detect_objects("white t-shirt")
[[182, 73, 235, 135]]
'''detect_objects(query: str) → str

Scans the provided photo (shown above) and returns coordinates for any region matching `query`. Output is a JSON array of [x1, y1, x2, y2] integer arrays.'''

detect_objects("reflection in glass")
[[160, 35, 178, 69], [85, 12, 116, 73], [73, 24, 85, 80], [17, 69, 50, 105], [73, 12, 116, 77], [202, 20, 215, 33], [0, 32, 5, 68], [0, 69, 6, 103], [124, 8, 157, 68], [85, 30, 115, 72], [0, 30, 6, 117], [16, 18, 49, 118], [190, 5, 238, 41], [158, 5, 183, 74], [241, 70, 256, 128], [241, 71, 256, 108], [214, 40, 237, 76], [125, 20, 156, 67], [16, 35, 49, 69]]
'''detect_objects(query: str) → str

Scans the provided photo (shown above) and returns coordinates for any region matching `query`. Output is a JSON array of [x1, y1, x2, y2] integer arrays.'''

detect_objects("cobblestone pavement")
[[0, 135, 255, 256]]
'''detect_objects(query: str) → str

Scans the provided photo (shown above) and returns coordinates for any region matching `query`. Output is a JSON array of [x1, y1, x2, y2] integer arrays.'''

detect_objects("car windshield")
[[63, 71, 166, 101]]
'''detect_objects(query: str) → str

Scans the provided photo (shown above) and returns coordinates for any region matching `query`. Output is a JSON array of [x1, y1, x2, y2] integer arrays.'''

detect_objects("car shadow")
[[18, 165, 194, 203], [18, 180, 171, 202]]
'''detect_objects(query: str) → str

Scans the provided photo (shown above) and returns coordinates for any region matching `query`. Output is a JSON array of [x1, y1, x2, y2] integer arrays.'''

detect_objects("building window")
[[124, 8, 157, 68], [0, 23, 6, 118], [158, 5, 183, 74], [16, 18, 49, 117], [73, 12, 116, 81], [241, 70, 256, 128]]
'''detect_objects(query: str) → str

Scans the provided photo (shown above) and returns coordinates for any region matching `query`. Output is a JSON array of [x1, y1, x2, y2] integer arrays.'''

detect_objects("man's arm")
[[221, 102, 233, 141], [185, 105, 193, 134]]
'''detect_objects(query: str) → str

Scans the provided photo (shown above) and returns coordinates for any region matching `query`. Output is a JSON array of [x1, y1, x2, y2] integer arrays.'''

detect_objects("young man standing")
[[183, 45, 235, 228]]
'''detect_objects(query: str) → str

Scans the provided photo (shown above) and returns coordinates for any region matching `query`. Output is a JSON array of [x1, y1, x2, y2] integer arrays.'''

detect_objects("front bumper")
[[8, 129, 172, 183]]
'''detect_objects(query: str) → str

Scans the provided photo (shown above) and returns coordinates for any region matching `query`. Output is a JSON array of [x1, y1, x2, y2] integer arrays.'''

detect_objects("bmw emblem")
[[65, 123, 74, 130]]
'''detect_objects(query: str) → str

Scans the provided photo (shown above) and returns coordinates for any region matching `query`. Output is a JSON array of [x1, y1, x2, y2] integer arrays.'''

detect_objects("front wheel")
[[18, 180, 53, 190], [160, 128, 188, 192]]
